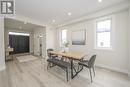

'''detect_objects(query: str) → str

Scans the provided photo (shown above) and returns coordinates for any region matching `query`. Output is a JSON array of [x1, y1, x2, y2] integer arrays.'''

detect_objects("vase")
[[64, 47, 69, 52]]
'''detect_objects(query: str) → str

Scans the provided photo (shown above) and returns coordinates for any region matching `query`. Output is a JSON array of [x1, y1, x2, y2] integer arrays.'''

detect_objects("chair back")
[[88, 55, 96, 68], [47, 49, 54, 58]]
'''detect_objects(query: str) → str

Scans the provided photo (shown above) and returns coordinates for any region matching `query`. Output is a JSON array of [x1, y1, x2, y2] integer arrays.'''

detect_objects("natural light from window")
[[61, 29, 67, 47], [96, 19, 111, 48], [9, 32, 30, 36]]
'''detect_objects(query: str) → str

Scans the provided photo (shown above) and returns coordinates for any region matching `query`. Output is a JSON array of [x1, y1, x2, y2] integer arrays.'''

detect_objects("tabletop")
[[49, 51, 86, 60]]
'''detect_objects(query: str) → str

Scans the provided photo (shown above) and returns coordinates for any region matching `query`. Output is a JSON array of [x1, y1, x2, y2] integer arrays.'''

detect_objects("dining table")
[[49, 51, 86, 79]]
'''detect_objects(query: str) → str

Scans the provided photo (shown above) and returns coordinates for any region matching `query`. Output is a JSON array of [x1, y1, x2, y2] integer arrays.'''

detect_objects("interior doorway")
[[9, 32, 30, 54]]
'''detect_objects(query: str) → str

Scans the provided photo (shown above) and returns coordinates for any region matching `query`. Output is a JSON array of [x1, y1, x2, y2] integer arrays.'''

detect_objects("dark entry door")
[[9, 35, 29, 54]]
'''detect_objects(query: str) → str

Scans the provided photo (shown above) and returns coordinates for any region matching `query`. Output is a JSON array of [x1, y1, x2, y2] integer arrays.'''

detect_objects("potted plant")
[[63, 42, 69, 52]]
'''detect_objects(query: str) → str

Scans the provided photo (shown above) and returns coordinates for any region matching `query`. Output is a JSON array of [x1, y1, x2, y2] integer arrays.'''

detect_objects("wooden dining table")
[[49, 51, 86, 79]]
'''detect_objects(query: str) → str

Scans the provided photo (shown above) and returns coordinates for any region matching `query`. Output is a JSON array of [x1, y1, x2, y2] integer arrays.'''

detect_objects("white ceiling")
[[15, 0, 128, 25], [5, 18, 44, 31]]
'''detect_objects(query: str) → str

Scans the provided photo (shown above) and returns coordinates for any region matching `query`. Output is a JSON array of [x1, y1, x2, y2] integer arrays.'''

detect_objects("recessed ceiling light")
[[7, 2, 11, 7], [52, 20, 55, 23], [98, 0, 102, 3], [68, 12, 72, 16]]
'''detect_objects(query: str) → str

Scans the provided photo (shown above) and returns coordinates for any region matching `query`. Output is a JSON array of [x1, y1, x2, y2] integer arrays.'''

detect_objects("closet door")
[[9, 35, 29, 54]]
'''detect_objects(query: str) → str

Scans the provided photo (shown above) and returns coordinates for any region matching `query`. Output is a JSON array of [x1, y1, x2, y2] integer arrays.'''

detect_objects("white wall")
[[46, 26, 56, 58], [0, 17, 5, 71], [57, 10, 129, 74], [33, 27, 46, 58], [129, 7, 130, 77], [46, 27, 56, 49], [29, 31, 34, 53]]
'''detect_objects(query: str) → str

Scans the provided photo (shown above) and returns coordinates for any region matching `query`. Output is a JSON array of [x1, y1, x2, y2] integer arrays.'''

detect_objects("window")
[[61, 29, 67, 47], [9, 32, 30, 36], [96, 19, 111, 49]]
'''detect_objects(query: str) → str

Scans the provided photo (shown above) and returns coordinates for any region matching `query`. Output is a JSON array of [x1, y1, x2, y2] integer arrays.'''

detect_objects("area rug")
[[16, 55, 38, 62]]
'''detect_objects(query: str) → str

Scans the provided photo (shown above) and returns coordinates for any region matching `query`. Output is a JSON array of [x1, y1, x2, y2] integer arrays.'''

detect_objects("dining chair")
[[47, 49, 57, 58], [78, 55, 96, 83], [47, 49, 57, 69]]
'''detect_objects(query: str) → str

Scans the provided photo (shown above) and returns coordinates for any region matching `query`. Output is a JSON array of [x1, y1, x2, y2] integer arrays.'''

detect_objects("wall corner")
[[128, 6, 130, 78]]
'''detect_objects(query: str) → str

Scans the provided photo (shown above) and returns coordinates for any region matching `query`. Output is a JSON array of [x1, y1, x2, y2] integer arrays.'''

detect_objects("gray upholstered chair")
[[47, 49, 57, 58], [47, 49, 57, 69], [78, 55, 96, 82]]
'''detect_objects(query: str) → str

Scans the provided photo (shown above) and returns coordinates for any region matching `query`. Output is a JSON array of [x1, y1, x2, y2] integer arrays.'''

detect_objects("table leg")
[[70, 59, 84, 79], [70, 59, 73, 79]]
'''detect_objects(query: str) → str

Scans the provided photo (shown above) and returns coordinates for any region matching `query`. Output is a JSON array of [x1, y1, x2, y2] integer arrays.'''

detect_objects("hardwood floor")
[[0, 56, 130, 87]]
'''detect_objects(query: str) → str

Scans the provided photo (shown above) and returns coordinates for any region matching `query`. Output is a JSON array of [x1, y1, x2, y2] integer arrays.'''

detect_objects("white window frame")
[[94, 16, 114, 50]]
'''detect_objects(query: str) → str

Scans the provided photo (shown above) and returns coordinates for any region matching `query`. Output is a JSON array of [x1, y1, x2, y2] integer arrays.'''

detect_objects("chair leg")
[[66, 68, 68, 82], [89, 68, 93, 83], [47, 62, 50, 70], [92, 67, 95, 77], [77, 64, 80, 71]]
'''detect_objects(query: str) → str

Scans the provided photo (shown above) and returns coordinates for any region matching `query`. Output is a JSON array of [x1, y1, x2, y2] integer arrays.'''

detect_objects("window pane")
[[97, 32, 110, 47], [97, 20, 111, 32], [61, 29, 67, 46], [9, 32, 30, 36], [96, 19, 111, 48]]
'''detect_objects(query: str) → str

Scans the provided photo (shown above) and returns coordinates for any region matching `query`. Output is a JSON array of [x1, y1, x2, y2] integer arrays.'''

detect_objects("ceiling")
[[5, 18, 44, 31], [15, 0, 128, 25]]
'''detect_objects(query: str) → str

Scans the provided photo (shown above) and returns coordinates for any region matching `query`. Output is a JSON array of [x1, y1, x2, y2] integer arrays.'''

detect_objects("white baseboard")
[[95, 64, 128, 74], [0, 65, 6, 71]]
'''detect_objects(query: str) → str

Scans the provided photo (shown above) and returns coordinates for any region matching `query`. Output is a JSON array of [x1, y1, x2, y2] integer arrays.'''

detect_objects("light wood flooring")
[[0, 56, 130, 87]]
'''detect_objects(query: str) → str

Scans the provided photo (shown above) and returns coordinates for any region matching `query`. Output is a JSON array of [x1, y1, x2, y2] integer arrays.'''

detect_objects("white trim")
[[94, 48, 113, 51], [94, 15, 116, 51], [128, 6, 130, 78], [94, 17, 112, 49], [0, 65, 6, 71], [96, 64, 128, 74], [0, 17, 6, 72]]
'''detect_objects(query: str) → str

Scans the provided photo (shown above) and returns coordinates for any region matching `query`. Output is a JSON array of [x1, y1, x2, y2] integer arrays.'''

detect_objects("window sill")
[[94, 47, 114, 51]]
